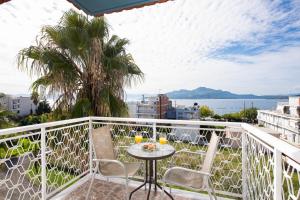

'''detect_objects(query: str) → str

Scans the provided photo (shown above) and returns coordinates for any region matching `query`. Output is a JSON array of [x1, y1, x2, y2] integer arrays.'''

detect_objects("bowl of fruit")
[[142, 143, 157, 152]]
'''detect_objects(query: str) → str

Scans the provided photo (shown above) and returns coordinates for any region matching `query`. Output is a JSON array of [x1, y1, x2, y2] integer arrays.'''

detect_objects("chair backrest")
[[201, 132, 220, 173], [92, 126, 115, 160]]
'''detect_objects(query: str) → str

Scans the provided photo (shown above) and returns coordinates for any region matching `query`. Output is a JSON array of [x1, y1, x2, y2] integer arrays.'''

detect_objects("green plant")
[[222, 112, 243, 122], [18, 9, 143, 117], [71, 98, 92, 117], [0, 138, 38, 159], [240, 107, 258, 122], [30, 91, 39, 106], [36, 100, 51, 115], [199, 105, 214, 118], [0, 107, 15, 129]]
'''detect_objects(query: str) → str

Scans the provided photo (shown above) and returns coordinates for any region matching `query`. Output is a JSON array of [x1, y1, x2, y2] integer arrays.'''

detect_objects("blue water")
[[171, 99, 285, 115]]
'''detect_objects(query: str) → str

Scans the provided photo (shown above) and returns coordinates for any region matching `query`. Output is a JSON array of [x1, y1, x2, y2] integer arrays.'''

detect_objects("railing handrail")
[[1, 116, 299, 163], [242, 123, 300, 163], [257, 110, 300, 121], [91, 116, 242, 127], [0, 117, 90, 136]]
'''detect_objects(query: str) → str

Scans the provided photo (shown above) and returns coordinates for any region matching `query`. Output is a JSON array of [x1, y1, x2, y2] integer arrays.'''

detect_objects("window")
[[13, 105, 20, 109], [13, 99, 20, 104]]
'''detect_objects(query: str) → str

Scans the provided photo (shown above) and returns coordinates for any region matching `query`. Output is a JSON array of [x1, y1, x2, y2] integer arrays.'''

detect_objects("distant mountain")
[[166, 87, 289, 99]]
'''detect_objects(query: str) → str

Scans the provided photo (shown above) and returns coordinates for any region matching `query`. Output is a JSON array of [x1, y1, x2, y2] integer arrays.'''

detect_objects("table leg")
[[144, 160, 148, 191], [129, 159, 174, 200], [129, 160, 148, 200], [156, 183, 174, 200], [147, 160, 153, 200], [129, 181, 147, 200], [155, 160, 157, 192]]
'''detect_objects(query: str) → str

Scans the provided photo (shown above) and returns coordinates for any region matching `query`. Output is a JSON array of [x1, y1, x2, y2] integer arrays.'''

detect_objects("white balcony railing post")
[[152, 122, 156, 141], [242, 131, 247, 200], [89, 117, 93, 174], [274, 148, 282, 200], [41, 127, 47, 200]]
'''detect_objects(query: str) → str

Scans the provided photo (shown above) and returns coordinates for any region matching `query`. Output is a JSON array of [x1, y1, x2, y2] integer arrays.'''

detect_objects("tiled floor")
[[63, 179, 197, 200]]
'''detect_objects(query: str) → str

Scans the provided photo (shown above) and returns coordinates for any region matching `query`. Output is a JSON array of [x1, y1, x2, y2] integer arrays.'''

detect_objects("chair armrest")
[[164, 166, 212, 179], [92, 158, 126, 174]]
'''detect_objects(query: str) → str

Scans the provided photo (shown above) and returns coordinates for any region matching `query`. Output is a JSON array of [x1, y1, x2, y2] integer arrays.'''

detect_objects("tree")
[[0, 107, 15, 128], [199, 105, 214, 118], [18, 10, 143, 117], [222, 112, 242, 122], [30, 91, 39, 106], [36, 100, 51, 115], [240, 108, 258, 122]]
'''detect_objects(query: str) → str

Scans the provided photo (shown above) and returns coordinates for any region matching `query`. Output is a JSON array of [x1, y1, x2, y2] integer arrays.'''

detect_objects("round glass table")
[[127, 143, 175, 200]]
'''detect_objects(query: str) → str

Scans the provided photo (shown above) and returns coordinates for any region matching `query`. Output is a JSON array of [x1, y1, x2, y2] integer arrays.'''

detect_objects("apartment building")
[[257, 96, 300, 144], [0, 95, 37, 116], [136, 94, 172, 119], [175, 105, 199, 120]]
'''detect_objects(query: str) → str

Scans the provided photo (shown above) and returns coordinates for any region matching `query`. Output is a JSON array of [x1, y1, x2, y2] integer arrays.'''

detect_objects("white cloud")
[[0, 0, 74, 94], [0, 0, 299, 95], [106, 0, 300, 95]]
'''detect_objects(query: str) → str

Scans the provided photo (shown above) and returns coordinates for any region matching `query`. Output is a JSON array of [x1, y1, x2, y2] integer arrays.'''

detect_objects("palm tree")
[[31, 91, 39, 106], [18, 10, 143, 117]]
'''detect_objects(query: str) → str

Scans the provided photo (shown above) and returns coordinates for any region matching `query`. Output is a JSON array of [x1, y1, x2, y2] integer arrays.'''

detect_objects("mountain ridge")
[[166, 87, 290, 99]]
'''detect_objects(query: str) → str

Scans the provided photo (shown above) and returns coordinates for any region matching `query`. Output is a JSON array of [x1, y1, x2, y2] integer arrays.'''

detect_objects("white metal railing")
[[241, 123, 300, 200], [0, 117, 90, 200], [0, 117, 299, 200]]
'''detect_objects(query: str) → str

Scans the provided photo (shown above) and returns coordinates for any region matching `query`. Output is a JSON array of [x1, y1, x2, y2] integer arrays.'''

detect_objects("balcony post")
[[41, 127, 47, 200], [242, 131, 247, 200], [274, 148, 282, 200], [89, 117, 93, 174], [152, 122, 156, 141]]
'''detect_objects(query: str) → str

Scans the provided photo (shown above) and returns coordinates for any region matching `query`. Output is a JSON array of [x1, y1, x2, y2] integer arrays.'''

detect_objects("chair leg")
[[86, 172, 96, 200], [160, 181, 166, 200], [124, 177, 129, 200]]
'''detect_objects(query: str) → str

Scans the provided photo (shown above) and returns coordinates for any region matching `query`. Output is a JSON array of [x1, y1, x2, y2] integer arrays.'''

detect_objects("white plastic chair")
[[161, 133, 220, 200], [86, 126, 141, 200]]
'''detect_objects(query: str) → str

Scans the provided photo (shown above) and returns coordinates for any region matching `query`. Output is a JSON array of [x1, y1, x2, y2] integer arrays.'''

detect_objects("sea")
[[127, 98, 286, 115], [172, 99, 285, 115]]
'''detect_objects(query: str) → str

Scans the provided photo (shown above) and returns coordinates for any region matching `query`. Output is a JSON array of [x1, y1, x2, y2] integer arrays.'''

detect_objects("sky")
[[0, 0, 300, 96]]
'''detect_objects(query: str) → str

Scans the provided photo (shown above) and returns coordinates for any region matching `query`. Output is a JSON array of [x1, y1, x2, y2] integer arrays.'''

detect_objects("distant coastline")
[[167, 97, 288, 100], [166, 87, 291, 99]]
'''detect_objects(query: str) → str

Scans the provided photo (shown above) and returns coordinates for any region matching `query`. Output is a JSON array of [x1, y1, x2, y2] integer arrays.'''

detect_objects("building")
[[0, 95, 37, 116], [136, 94, 172, 119], [257, 96, 300, 144], [130, 95, 199, 120], [174, 105, 199, 120], [127, 101, 138, 118]]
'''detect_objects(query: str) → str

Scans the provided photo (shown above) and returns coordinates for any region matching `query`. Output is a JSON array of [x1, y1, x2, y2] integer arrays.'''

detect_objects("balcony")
[[0, 117, 299, 200]]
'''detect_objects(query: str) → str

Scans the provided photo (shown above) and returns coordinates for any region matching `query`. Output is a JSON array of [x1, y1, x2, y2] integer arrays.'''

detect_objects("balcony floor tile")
[[63, 179, 199, 200]]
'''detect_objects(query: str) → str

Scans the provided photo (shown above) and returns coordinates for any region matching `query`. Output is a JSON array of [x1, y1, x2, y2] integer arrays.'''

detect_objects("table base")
[[129, 160, 174, 200]]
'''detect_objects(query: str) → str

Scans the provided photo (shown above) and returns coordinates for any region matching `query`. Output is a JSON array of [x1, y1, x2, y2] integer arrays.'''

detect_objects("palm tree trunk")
[[88, 38, 109, 117]]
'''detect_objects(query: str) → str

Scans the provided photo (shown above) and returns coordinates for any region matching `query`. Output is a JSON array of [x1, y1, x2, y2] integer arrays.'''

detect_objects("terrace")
[[0, 117, 299, 200]]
